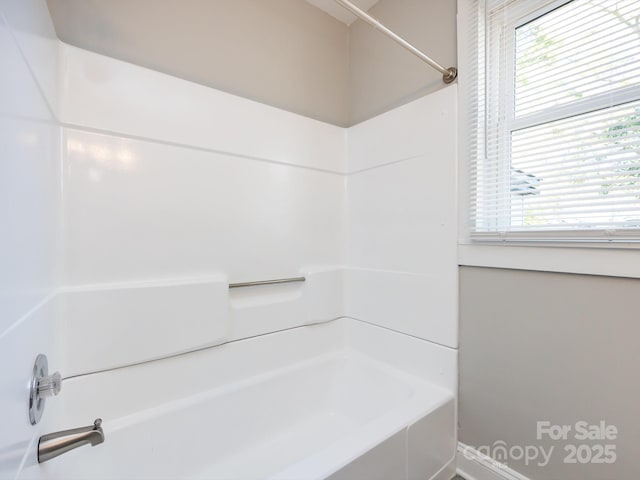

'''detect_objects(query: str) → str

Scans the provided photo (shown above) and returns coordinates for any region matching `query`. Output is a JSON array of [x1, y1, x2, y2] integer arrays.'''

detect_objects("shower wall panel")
[[0, 0, 61, 477], [346, 87, 458, 348]]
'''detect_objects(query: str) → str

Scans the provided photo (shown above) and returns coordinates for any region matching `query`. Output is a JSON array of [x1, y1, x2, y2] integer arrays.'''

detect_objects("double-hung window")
[[467, 0, 640, 242]]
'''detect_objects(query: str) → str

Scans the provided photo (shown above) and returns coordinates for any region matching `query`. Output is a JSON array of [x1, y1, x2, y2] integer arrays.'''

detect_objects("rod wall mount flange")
[[443, 67, 458, 84]]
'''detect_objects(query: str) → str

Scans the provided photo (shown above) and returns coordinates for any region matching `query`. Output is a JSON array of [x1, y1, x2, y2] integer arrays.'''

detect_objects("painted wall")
[[348, 0, 458, 125], [46, 0, 350, 126], [0, 0, 61, 477], [459, 267, 640, 479], [45, 0, 458, 127]]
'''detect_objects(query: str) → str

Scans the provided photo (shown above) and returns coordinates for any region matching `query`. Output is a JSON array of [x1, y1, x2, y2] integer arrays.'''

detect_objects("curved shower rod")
[[333, 0, 458, 84]]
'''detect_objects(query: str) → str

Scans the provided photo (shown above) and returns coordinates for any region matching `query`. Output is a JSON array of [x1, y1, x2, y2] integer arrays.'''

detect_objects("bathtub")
[[22, 319, 456, 480]]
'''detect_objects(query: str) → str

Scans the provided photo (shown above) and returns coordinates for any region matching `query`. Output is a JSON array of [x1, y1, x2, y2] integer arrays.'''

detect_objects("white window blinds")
[[468, 0, 640, 242]]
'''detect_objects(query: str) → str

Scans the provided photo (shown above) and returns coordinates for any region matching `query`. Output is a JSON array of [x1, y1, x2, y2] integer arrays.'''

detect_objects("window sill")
[[458, 242, 640, 279]]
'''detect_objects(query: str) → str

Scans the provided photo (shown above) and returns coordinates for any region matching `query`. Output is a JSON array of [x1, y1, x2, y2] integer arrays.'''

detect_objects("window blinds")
[[468, 0, 640, 241]]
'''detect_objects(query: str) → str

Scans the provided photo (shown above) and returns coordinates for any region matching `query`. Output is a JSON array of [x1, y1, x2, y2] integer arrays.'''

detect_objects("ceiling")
[[305, 0, 379, 25]]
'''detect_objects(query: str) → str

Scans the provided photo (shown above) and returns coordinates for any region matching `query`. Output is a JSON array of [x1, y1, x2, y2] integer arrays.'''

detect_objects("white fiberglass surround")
[[1, 1, 458, 479], [53, 42, 458, 375]]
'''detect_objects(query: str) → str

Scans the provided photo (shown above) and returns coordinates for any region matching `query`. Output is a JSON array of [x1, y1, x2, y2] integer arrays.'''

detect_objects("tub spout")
[[38, 418, 104, 463]]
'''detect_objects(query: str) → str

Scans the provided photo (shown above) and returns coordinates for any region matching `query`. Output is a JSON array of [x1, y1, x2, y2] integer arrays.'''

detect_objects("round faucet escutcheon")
[[29, 354, 62, 425]]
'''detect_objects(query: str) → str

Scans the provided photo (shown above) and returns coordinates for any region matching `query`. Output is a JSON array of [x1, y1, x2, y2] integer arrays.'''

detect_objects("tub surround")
[[0, 1, 61, 478], [54, 44, 457, 373], [58, 44, 347, 175], [1, 1, 459, 479], [346, 90, 457, 349], [53, 44, 349, 376]]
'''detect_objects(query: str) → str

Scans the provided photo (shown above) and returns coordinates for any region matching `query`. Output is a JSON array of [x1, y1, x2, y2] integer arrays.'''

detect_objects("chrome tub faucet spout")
[[38, 418, 105, 463]]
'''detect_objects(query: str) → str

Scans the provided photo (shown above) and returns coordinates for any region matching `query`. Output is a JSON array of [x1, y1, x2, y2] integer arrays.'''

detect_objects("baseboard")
[[456, 443, 531, 480]]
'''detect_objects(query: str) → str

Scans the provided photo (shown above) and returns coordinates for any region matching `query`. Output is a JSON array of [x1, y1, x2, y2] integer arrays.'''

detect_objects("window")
[[468, 0, 640, 242]]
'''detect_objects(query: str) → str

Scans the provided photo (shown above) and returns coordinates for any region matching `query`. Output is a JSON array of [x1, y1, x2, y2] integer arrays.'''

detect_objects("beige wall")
[[459, 266, 640, 479], [46, 0, 457, 127], [46, 0, 350, 126], [348, 0, 457, 125]]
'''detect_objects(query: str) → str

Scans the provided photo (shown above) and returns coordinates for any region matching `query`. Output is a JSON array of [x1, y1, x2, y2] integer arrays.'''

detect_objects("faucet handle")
[[37, 371, 62, 398]]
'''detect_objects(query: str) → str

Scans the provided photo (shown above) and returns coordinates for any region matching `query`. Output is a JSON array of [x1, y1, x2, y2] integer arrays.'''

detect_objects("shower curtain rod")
[[333, 0, 457, 84]]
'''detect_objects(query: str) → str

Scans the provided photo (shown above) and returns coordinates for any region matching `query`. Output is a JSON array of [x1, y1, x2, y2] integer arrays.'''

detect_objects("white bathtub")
[[23, 319, 456, 480]]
